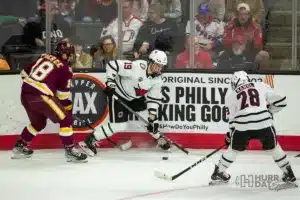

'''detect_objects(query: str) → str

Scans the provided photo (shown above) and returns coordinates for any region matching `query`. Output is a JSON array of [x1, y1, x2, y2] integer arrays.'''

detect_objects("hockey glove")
[[147, 117, 171, 150], [147, 117, 159, 134], [225, 132, 231, 146], [267, 104, 283, 115], [64, 100, 72, 111], [104, 80, 116, 97]]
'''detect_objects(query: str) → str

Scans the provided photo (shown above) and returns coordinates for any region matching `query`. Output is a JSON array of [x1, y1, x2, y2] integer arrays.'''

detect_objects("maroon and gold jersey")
[[20, 53, 72, 105]]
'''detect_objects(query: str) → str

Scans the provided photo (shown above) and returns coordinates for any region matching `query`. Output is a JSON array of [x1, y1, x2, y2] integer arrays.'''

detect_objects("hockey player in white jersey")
[[210, 71, 296, 184], [78, 50, 171, 156]]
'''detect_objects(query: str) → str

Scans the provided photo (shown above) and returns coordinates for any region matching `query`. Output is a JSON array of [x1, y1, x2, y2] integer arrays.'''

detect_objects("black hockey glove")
[[147, 117, 171, 151], [104, 80, 116, 97], [147, 117, 159, 134], [225, 132, 231, 146]]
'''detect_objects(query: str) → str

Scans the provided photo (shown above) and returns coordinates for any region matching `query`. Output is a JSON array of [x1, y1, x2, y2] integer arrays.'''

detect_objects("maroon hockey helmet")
[[55, 40, 75, 64]]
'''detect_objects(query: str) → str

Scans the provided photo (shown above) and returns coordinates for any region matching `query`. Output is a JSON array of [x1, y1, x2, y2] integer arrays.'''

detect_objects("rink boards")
[[0, 72, 299, 151]]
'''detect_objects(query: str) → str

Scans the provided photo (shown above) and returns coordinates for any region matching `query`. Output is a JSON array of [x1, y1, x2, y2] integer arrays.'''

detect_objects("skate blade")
[[208, 180, 229, 186], [78, 142, 96, 157], [66, 158, 88, 163], [11, 153, 32, 159]]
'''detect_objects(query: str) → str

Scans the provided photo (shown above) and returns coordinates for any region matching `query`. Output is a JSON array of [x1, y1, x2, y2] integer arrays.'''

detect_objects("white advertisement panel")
[[0, 72, 297, 136]]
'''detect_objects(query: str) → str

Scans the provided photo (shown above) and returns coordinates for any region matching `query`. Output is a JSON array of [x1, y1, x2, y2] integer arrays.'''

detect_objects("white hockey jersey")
[[185, 18, 224, 44], [100, 15, 143, 52], [226, 82, 287, 131], [106, 59, 163, 115]]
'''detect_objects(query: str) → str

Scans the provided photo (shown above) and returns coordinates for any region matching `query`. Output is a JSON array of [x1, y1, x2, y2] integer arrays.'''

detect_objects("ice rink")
[[0, 148, 299, 200]]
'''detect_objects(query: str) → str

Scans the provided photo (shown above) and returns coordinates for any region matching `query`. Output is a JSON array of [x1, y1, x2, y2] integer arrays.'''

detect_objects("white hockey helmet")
[[231, 70, 250, 90], [149, 50, 168, 66]]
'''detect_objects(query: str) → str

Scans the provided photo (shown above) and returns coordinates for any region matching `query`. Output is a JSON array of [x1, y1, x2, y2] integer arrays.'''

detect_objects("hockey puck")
[[162, 156, 168, 160]]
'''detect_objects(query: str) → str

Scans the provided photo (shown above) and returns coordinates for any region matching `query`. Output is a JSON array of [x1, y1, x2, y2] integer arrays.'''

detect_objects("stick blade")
[[154, 169, 173, 181]]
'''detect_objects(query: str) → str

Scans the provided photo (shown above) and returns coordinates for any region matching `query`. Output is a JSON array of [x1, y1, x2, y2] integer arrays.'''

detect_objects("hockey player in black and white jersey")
[[210, 71, 296, 185], [78, 50, 171, 156]]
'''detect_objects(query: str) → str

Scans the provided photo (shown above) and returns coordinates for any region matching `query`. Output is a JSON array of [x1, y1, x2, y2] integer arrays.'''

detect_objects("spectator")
[[94, 35, 117, 67], [223, 3, 269, 68], [194, 0, 226, 21], [151, 0, 182, 22], [76, 0, 117, 25], [132, 0, 149, 22], [208, 0, 226, 21], [186, 4, 224, 64], [0, 54, 10, 70], [22, 1, 71, 49], [217, 36, 256, 70], [71, 40, 93, 68], [133, 2, 178, 58], [72, 46, 93, 68], [57, 0, 76, 25], [225, 0, 264, 23], [175, 36, 212, 69], [100, 0, 143, 53]]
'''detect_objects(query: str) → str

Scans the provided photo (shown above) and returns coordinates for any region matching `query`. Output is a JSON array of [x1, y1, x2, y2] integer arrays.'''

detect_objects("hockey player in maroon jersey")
[[12, 41, 87, 163]]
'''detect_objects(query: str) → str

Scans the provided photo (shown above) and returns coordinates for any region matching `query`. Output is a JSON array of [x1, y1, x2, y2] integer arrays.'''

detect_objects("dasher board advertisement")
[[0, 73, 299, 150]]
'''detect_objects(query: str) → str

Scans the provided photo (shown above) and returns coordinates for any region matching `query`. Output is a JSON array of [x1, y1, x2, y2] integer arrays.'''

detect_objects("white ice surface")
[[0, 148, 299, 200]]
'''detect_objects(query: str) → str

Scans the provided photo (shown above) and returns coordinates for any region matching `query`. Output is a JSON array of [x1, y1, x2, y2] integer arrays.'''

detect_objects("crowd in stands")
[[0, 0, 278, 71]]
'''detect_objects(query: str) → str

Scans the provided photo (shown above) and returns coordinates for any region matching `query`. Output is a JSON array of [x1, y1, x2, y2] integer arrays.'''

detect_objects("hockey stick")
[[112, 94, 189, 155], [73, 115, 132, 151], [154, 144, 226, 181]]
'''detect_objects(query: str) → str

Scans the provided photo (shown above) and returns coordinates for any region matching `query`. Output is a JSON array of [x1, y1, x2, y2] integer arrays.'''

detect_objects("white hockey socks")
[[218, 146, 238, 172], [268, 144, 290, 173], [93, 122, 127, 141]]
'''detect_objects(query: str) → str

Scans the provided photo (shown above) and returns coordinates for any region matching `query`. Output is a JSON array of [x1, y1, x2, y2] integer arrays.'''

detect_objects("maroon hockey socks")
[[20, 125, 38, 145]]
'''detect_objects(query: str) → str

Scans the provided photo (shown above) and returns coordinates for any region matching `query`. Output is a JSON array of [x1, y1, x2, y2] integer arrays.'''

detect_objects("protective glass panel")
[[264, 0, 294, 70], [128, 0, 187, 69], [72, 0, 117, 69], [187, 0, 225, 69], [0, 0, 42, 71]]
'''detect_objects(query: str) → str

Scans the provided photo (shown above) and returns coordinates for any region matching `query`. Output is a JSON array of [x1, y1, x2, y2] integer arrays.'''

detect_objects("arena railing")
[[1, 67, 300, 76]]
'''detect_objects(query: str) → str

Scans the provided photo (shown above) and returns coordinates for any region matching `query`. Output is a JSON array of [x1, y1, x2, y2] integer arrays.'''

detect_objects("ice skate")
[[11, 140, 34, 159], [269, 165, 297, 191], [209, 165, 231, 185], [78, 134, 97, 157], [65, 146, 88, 163], [282, 165, 296, 182]]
